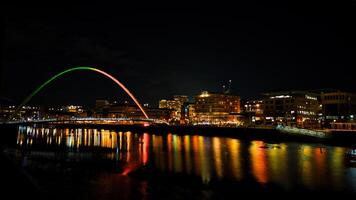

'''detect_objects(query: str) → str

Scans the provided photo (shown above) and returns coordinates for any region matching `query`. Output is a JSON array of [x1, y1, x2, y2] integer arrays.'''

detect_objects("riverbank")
[[2, 123, 356, 146]]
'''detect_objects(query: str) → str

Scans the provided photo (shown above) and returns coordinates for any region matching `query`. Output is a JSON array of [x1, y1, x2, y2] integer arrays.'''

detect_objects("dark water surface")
[[3, 125, 356, 199]]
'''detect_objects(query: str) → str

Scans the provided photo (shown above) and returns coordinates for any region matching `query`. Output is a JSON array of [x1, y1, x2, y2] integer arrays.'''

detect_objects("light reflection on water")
[[15, 125, 356, 192]]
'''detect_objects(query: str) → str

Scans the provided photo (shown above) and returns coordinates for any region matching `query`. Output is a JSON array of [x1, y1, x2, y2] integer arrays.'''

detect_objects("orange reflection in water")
[[101, 130, 115, 149], [142, 133, 149, 165], [199, 136, 210, 183], [250, 141, 268, 184], [126, 132, 132, 162], [167, 134, 173, 171], [192, 135, 201, 176], [314, 147, 327, 186]]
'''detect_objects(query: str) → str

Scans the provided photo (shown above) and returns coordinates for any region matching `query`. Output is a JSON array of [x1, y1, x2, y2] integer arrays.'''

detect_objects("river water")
[[3, 125, 356, 199]]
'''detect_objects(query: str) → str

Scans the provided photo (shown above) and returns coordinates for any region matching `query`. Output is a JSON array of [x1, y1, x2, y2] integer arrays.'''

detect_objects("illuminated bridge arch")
[[13, 66, 149, 119]]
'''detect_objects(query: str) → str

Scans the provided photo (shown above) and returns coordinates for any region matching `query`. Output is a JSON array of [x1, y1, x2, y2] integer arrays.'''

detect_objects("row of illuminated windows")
[[323, 95, 350, 100], [264, 105, 297, 109], [264, 99, 295, 104]]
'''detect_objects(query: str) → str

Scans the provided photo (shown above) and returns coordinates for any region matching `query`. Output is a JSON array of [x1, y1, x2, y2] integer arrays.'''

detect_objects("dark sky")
[[2, 2, 356, 107]]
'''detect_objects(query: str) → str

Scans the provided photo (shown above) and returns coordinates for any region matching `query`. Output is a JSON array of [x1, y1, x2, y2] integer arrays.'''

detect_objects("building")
[[62, 105, 84, 113], [159, 99, 181, 120], [330, 122, 356, 130], [263, 91, 320, 128], [0, 105, 16, 120], [0, 105, 41, 120], [45, 105, 86, 119], [180, 102, 196, 124], [194, 91, 241, 125], [243, 100, 263, 125], [159, 95, 189, 121], [95, 100, 170, 121], [243, 100, 263, 114], [320, 90, 356, 122]]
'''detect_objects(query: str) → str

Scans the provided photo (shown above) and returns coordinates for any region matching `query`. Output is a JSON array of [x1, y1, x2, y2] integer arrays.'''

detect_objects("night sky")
[[2, 2, 356, 107]]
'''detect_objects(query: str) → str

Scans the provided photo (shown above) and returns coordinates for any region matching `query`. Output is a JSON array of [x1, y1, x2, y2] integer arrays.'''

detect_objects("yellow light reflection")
[[299, 145, 314, 189], [227, 138, 242, 181], [212, 137, 223, 179], [199, 136, 210, 184], [314, 147, 326, 186], [184, 135, 192, 174], [173, 135, 182, 173], [152, 135, 165, 171], [267, 143, 289, 188], [330, 147, 345, 189]]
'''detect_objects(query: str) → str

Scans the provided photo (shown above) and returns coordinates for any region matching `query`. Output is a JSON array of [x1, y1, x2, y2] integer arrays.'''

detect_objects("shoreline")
[[1, 123, 356, 147]]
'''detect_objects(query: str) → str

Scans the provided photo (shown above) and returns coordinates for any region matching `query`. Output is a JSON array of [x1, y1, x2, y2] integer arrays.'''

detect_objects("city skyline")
[[2, 3, 356, 107], [1, 4, 356, 198]]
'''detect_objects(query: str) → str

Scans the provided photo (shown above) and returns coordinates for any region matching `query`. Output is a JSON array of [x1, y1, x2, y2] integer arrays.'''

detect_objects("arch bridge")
[[9, 66, 159, 123]]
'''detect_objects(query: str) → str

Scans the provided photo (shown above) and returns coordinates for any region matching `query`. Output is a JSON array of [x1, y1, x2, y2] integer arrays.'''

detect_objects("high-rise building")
[[194, 91, 240, 124]]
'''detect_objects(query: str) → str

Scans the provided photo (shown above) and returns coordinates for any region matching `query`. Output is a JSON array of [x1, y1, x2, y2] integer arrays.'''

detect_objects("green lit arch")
[[12, 66, 149, 119]]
